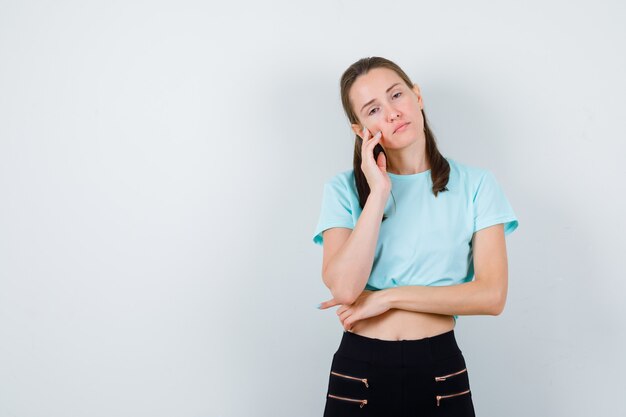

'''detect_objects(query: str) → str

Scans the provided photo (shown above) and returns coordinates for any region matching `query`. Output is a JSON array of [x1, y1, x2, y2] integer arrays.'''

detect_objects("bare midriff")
[[349, 308, 456, 341]]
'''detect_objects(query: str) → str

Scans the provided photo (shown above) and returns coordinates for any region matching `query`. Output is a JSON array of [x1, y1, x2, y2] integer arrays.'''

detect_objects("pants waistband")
[[335, 329, 461, 368]]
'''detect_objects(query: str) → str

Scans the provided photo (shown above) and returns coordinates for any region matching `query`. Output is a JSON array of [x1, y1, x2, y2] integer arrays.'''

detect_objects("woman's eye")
[[367, 93, 401, 115]]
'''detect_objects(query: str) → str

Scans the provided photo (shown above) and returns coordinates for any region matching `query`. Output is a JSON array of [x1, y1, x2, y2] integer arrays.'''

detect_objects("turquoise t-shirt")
[[312, 157, 519, 322]]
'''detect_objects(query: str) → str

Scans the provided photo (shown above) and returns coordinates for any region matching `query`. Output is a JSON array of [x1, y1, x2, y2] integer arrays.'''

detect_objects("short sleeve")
[[312, 179, 354, 246], [473, 170, 519, 236]]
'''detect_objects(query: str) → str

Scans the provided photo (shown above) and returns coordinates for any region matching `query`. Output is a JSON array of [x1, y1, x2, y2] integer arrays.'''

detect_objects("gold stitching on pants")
[[434, 367, 467, 382], [330, 371, 369, 388], [436, 389, 471, 406], [328, 393, 368, 408]]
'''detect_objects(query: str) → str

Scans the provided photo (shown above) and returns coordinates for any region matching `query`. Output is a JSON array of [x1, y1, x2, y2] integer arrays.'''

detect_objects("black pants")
[[323, 329, 476, 416]]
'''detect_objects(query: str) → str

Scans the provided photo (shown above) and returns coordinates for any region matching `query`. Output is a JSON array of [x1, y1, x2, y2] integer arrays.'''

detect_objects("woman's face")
[[349, 67, 424, 149]]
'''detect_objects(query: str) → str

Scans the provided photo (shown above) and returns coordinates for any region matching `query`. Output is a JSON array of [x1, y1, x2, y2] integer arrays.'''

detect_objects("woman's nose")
[[387, 108, 401, 122]]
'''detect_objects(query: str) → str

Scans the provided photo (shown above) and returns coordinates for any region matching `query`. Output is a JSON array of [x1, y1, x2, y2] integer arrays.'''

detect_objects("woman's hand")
[[360, 127, 391, 195], [318, 290, 392, 332]]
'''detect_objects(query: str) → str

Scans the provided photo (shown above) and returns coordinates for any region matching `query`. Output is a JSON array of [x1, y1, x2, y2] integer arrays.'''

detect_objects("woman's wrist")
[[368, 188, 390, 203], [378, 287, 398, 310]]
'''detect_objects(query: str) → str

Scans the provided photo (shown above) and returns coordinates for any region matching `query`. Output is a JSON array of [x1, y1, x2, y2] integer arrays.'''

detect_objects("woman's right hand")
[[360, 127, 391, 195]]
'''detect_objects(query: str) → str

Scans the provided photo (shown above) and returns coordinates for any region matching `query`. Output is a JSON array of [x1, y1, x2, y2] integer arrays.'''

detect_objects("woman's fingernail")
[[316, 303, 322, 309]]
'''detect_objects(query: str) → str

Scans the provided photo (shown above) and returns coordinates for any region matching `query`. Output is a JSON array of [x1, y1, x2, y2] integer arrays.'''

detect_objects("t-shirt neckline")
[[385, 157, 450, 180], [387, 169, 431, 180]]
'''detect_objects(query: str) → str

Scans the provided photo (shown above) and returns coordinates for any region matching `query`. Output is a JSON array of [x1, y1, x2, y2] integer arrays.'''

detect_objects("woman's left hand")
[[318, 290, 391, 331]]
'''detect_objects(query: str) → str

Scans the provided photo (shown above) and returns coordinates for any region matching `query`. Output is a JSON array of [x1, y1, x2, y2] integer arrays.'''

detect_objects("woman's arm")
[[381, 223, 509, 316], [321, 189, 390, 306]]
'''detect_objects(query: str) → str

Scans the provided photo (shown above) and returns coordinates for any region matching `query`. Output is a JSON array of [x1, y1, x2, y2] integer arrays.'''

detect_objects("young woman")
[[312, 57, 519, 416]]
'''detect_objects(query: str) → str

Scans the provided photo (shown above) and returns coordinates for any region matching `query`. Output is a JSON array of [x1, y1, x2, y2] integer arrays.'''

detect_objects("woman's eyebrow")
[[360, 82, 402, 113]]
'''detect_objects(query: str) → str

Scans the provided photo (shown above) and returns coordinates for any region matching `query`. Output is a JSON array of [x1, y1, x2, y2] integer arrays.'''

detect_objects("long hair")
[[339, 57, 450, 219]]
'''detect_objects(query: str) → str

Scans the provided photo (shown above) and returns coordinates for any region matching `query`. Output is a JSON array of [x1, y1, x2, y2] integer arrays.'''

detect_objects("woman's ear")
[[351, 123, 366, 139], [412, 83, 424, 109]]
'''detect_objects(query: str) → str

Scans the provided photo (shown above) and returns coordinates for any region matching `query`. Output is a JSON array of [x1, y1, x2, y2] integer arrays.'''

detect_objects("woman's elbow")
[[329, 285, 360, 306], [323, 277, 360, 305], [488, 289, 507, 316]]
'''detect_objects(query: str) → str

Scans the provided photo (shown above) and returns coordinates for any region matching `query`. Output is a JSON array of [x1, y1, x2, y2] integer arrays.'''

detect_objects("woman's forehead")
[[350, 68, 405, 107]]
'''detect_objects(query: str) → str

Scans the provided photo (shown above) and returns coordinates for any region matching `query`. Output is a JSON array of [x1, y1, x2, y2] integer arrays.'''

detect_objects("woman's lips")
[[394, 122, 410, 134]]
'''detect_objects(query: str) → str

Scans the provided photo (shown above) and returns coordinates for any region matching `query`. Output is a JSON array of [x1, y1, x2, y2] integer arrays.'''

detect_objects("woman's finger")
[[339, 308, 352, 322], [319, 297, 341, 309], [364, 131, 381, 152], [376, 151, 387, 170], [344, 313, 358, 331], [341, 313, 352, 330], [344, 317, 354, 331]]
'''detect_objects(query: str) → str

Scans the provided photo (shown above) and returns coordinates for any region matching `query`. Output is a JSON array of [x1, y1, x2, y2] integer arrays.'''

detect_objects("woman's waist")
[[349, 309, 455, 341]]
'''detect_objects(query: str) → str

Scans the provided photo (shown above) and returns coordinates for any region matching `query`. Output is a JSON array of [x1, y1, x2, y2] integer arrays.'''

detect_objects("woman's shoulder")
[[318, 168, 360, 202]]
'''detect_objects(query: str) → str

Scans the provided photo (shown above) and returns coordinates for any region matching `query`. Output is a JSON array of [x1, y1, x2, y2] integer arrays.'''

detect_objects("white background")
[[1, 1, 625, 416]]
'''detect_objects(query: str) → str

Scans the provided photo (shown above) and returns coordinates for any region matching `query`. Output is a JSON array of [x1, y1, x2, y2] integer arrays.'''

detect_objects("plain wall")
[[1, 0, 625, 416]]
